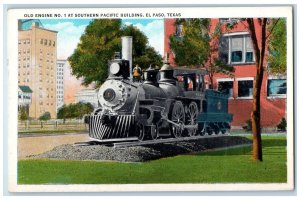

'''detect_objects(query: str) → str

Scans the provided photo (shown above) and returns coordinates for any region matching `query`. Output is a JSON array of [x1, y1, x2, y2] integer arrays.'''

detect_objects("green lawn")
[[18, 136, 287, 184]]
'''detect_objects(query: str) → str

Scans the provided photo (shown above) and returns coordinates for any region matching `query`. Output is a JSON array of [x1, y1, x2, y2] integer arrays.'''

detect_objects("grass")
[[18, 136, 287, 184]]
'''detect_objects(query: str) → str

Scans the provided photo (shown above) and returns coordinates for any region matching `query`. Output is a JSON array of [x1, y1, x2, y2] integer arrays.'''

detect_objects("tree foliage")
[[68, 19, 162, 87], [268, 19, 287, 74], [169, 19, 210, 67], [57, 102, 94, 120], [19, 106, 29, 121], [39, 112, 51, 121]]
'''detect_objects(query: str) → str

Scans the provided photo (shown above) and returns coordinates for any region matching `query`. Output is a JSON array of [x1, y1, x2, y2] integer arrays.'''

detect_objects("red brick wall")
[[164, 19, 176, 65]]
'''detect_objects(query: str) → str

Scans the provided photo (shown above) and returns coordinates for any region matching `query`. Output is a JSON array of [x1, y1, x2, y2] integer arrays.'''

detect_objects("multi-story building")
[[75, 89, 99, 108], [18, 20, 57, 119], [56, 59, 66, 112], [164, 18, 286, 128]]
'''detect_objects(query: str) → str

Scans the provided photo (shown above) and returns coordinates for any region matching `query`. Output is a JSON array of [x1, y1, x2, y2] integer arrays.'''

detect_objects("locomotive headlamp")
[[103, 88, 116, 102], [110, 63, 121, 75]]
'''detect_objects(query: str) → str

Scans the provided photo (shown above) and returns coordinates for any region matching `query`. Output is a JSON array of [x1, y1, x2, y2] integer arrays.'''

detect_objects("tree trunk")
[[247, 18, 268, 161], [209, 74, 214, 89], [251, 65, 264, 161]]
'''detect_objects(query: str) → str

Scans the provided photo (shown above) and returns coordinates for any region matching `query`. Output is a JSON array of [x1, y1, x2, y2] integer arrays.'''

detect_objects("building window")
[[218, 80, 233, 97], [267, 79, 287, 97], [219, 18, 239, 24], [49, 40, 52, 46], [219, 33, 254, 64], [26, 39, 30, 44], [18, 40, 21, 45], [40, 39, 43, 44], [176, 24, 184, 37], [44, 39, 47, 45], [238, 79, 253, 98], [53, 41, 55, 47]]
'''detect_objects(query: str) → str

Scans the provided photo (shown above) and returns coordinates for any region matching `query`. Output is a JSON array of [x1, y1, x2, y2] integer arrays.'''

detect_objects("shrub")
[[242, 119, 252, 132], [39, 112, 51, 121], [277, 118, 287, 132]]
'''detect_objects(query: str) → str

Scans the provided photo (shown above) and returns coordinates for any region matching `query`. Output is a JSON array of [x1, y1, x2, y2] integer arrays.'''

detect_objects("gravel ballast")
[[30, 136, 251, 162]]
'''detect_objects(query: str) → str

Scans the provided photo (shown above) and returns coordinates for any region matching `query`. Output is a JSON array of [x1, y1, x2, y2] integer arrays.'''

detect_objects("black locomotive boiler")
[[84, 57, 233, 142]]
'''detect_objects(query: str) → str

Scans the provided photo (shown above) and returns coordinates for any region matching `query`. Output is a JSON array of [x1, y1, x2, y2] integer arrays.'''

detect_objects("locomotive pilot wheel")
[[136, 123, 145, 141], [170, 101, 185, 138], [186, 102, 199, 136]]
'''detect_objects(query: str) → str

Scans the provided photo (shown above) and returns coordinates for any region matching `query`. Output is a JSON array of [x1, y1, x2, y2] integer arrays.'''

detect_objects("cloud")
[[43, 22, 87, 60], [124, 20, 164, 56]]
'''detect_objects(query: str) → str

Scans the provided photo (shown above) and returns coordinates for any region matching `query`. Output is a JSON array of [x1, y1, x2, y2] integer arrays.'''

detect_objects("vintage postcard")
[[7, 6, 294, 192]]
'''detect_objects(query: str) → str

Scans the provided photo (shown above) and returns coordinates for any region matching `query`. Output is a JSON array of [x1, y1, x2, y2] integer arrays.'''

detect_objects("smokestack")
[[121, 36, 133, 79]]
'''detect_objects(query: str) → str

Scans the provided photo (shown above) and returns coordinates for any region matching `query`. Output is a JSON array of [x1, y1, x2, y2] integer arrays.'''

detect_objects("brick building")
[[18, 20, 57, 119], [164, 18, 286, 128]]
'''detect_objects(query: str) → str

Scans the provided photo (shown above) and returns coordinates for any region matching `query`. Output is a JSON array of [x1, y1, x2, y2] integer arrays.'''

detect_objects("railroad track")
[[74, 133, 231, 148]]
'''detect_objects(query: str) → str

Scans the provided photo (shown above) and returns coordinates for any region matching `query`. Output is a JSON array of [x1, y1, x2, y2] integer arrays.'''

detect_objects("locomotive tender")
[[84, 37, 233, 142]]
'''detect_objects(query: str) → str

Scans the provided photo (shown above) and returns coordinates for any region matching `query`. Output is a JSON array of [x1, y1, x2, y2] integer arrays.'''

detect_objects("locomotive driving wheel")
[[150, 124, 158, 140], [186, 102, 199, 137], [170, 101, 185, 138]]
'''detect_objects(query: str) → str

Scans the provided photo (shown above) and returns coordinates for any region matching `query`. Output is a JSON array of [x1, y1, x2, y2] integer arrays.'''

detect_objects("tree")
[[245, 18, 286, 161], [68, 19, 162, 87], [57, 102, 94, 120], [19, 106, 29, 121], [39, 112, 51, 121], [169, 19, 210, 67], [268, 19, 287, 74]]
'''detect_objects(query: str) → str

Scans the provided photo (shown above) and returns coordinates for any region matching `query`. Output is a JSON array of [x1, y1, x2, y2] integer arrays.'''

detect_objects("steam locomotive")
[[84, 37, 232, 142]]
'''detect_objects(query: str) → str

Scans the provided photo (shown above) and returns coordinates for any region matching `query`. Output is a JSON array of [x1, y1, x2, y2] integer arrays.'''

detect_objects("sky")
[[40, 19, 164, 60]]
